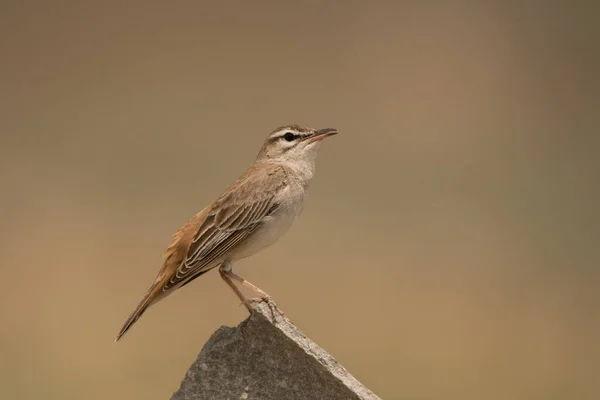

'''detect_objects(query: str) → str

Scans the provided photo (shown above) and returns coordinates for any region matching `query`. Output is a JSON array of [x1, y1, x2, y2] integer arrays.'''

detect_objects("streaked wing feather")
[[163, 165, 287, 291], [167, 229, 252, 289]]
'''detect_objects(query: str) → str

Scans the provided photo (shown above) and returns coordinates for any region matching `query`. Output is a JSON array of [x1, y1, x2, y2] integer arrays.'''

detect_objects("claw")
[[243, 296, 271, 307], [243, 296, 284, 322]]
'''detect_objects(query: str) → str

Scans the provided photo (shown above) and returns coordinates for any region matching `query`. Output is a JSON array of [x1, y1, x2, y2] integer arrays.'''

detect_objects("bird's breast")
[[230, 184, 306, 260]]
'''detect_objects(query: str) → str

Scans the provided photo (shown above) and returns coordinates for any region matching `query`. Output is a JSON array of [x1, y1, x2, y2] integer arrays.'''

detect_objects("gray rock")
[[171, 301, 381, 400]]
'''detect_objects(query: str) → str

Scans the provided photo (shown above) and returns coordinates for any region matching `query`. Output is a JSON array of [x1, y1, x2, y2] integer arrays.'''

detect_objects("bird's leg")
[[226, 270, 271, 299], [222, 269, 284, 320], [218, 266, 253, 313]]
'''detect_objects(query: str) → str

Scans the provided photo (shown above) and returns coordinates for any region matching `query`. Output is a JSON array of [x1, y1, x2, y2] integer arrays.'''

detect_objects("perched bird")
[[115, 124, 338, 341]]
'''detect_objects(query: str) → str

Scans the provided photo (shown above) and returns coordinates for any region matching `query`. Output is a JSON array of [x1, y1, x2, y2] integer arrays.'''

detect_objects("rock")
[[171, 301, 380, 400]]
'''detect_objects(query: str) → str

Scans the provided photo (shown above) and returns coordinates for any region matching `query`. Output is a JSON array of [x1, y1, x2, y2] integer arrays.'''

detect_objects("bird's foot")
[[243, 296, 284, 323]]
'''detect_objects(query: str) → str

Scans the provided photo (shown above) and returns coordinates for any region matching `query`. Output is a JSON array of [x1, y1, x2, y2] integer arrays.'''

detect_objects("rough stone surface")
[[171, 302, 380, 400]]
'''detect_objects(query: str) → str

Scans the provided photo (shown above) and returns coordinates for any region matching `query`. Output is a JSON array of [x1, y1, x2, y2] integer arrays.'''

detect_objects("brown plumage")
[[115, 125, 338, 341], [115, 165, 286, 341]]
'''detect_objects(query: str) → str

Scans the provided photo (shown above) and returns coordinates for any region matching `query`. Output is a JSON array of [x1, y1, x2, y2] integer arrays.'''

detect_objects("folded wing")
[[164, 165, 287, 290]]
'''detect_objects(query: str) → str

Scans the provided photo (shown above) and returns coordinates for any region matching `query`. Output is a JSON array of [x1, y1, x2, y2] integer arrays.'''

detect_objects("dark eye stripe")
[[266, 131, 311, 145]]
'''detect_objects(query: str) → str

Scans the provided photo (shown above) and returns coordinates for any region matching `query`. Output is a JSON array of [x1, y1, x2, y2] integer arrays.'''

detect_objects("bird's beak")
[[304, 128, 339, 144]]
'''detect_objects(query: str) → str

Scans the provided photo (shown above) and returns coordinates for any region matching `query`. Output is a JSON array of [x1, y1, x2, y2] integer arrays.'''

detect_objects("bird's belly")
[[230, 201, 303, 261]]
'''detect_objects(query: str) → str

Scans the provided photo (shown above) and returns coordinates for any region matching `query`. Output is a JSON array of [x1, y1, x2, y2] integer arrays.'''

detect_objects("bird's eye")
[[283, 132, 296, 142]]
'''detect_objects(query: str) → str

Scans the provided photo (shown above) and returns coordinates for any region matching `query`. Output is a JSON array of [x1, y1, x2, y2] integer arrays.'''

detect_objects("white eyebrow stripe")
[[269, 129, 311, 140], [269, 130, 288, 139]]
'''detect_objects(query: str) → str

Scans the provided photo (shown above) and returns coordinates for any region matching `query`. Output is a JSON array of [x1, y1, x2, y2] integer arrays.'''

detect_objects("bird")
[[115, 124, 338, 341]]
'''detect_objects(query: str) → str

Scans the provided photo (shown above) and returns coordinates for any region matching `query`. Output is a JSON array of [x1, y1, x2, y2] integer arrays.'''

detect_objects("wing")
[[162, 164, 288, 291], [115, 164, 288, 341]]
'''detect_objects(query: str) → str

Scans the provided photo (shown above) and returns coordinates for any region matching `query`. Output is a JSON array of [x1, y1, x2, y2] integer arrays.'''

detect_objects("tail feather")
[[114, 282, 165, 342]]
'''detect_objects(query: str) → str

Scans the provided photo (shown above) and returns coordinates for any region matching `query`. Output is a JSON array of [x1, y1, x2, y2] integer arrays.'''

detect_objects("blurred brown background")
[[1, 1, 598, 399]]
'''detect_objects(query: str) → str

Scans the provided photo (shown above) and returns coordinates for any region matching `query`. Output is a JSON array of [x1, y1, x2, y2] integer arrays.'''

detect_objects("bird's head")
[[257, 124, 338, 163]]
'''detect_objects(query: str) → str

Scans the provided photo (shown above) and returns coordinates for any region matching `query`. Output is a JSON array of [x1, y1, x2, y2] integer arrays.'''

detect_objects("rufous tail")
[[114, 281, 165, 342]]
